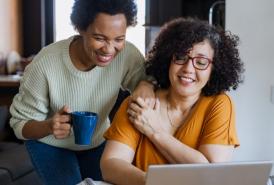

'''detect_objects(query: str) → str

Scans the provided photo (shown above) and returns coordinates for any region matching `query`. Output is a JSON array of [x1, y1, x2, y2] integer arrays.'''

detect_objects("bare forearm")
[[151, 132, 209, 164], [22, 120, 52, 139], [101, 158, 146, 185]]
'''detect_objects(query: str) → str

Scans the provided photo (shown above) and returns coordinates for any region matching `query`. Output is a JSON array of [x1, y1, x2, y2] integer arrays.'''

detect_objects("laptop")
[[145, 161, 273, 185]]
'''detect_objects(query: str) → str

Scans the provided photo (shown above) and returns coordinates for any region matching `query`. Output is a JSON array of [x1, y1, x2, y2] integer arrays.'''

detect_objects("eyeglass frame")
[[172, 54, 213, 70]]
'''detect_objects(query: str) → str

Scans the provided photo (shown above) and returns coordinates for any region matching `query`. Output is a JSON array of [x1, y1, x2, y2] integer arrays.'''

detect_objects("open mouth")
[[179, 75, 195, 83], [96, 53, 114, 63]]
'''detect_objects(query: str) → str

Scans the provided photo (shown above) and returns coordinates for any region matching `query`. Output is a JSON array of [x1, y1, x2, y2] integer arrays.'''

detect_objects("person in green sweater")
[[9, 0, 155, 185]]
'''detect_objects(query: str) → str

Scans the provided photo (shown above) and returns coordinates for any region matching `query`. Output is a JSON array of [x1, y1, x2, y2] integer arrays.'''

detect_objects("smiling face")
[[169, 40, 214, 98], [79, 13, 127, 67]]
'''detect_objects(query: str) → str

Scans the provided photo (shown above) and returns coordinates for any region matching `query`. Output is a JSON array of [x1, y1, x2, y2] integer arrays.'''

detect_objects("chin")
[[176, 89, 197, 97], [96, 61, 112, 67]]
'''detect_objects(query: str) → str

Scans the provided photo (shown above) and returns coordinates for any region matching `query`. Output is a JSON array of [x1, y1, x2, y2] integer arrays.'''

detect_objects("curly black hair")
[[70, 0, 137, 31], [146, 17, 244, 96]]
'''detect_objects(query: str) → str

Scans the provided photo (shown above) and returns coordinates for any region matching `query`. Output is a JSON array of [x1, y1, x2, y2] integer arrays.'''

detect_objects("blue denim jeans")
[[25, 140, 105, 185]]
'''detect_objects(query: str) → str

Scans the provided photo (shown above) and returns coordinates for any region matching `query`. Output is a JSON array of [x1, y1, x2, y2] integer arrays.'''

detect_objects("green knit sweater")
[[9, 36, 146, 150]]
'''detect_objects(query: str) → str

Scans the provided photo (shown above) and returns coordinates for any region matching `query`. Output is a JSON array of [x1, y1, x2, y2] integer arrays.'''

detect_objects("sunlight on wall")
[[54, 0, 145, 55]]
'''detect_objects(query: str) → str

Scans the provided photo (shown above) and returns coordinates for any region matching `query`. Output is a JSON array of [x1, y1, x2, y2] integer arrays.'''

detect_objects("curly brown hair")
[[146, 17, 244, 96]]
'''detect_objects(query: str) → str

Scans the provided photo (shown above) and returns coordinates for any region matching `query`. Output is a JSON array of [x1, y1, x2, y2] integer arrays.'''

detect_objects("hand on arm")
[[127, 98, 235, 164], [22, 105, 72, 139], [100, 140, 146, 185], [127, 97, 165, 138], [127, 98, 177, 163]]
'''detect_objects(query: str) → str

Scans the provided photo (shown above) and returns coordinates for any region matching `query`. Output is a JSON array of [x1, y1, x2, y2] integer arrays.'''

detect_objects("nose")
[[101, 41, 116, 54], [182, 58, 195, 72]]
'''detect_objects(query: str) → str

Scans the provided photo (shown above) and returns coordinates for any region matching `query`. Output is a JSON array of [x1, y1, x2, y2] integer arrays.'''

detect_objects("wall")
[[0, 0, 11, 55], [0, 0, 22, 56], [226, 0, 274, 175]]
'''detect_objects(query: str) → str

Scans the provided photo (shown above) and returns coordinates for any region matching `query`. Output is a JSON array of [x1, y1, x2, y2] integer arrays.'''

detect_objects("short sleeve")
[[200, 94, 239, 147], [104, 97, 141, 150]]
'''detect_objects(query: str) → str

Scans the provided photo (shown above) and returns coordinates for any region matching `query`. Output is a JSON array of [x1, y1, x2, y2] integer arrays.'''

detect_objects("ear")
[[171, 54, 175, 61], [78, 29, 85, 36], [76, 26, 87, 36]]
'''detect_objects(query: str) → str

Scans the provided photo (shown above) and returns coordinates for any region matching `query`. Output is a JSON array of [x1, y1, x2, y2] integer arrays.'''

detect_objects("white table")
[[94, 181, 112, 185], [77, 179, 112, 185]]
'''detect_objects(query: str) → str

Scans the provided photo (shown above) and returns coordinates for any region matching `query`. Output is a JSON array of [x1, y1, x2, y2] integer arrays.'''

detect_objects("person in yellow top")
[[100, 17, 244, 185]]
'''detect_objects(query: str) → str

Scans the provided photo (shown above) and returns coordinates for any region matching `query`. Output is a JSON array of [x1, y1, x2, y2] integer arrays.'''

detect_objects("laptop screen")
[[145, 161, 273, 185]]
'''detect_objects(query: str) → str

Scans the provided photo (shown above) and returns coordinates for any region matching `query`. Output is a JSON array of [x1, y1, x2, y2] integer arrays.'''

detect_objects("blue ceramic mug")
[[71, 111, 98, 145]]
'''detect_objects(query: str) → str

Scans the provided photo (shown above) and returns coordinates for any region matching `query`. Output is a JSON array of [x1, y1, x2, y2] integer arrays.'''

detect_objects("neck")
[[166, 89, 200, 113]]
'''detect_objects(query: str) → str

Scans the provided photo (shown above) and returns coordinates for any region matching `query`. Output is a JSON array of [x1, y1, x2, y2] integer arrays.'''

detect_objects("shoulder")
[[111, 96, 139, 131], [112, 97, 130, 123], [195, 93, 234, 119], [110, 41, 145, 75], [119, 41, 144, 60], [25, 37, 72, 72], [38, 37, 71, 57], [124, 41, 140, 52], [198, 93, 239, 146], [201, 93, 234, 120], [201, 93, 233, 109], [211, 93, 234, 109], [104, 97, 141, 148]]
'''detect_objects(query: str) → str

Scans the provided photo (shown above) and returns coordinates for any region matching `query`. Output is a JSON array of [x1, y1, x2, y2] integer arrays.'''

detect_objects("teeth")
[[97, 54, 113, 62], [100, 55, 112, 60], [180, 76, 194, 82]]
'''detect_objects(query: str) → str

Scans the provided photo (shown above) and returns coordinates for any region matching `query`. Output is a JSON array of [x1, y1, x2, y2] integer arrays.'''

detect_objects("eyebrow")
[[194, 53, 210, 58], [92, 33, 125, 39]]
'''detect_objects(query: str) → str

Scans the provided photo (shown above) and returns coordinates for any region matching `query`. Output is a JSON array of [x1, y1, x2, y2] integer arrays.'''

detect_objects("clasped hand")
[[127, 97, 164, 138]]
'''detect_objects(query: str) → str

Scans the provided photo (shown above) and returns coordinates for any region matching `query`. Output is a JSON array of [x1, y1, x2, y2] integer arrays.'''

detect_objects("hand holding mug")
[[49, 105, 72, 139]]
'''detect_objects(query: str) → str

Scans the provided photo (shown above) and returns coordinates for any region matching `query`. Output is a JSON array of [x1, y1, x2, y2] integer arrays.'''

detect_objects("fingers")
[[128, 110, 148, 127], [127, 109, 137, 118], [135, 97, 147, 108], [128, 109, 141, 124], [51, 106, 72, 139], [127, 100, 145, 119], [154, 98, 160, 110], [128, 101, 142, 112], [128, 97, 151, 113], [52, 122, 71, 139], [53, 129, 71, 139], [53, 114, 71, 123], [128, 115, 154, 136], [53, 122, 71, 130], [64, 106, 71, 114], [131, 95, 156, 109], [128, 115, 135, 123], [128, 95, 133, 105], [128, 115, 145, 134], [57, 105, 71, 115], [145, 98, 156, 108], [128, 98, 155, 123], [136, 97, 156, 109]]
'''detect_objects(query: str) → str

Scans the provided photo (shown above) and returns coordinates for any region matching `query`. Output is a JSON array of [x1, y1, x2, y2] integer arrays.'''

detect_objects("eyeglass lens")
[[174, 55, 210, 70]]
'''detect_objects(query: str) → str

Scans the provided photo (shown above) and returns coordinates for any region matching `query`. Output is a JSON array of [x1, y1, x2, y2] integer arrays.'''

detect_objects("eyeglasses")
[[173, 55, 212, 70]]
